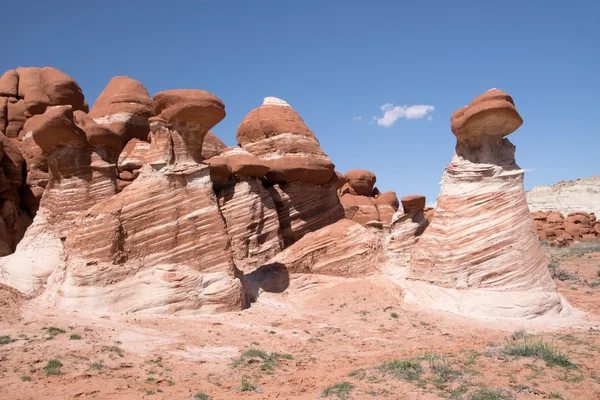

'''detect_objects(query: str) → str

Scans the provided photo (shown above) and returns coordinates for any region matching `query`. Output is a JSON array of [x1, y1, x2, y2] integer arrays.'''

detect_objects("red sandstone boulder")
[[565, 214, 590, 226], [0, 71, 18, 97], [451, 89, 523, 145], [5, 99, 26, 138], [547, 212, 564, 224], [374, 190, 399, 225], [401, 195, 426, 214], [29, 106, 86, 151], [73, 110, 122, 161], [344, 169, 376, 196], [340, 194, 379, 224], [118, 138, 150, 172], [236, 97, 334, 184], [202, 131, 227, 159], [16, 67, 87, 117], [88, 76, 153, 145]]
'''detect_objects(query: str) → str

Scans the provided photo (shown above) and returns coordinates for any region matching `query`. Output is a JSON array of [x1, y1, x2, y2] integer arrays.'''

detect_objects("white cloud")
[[375, 103, 435, 127], [523, 168, 536, 173], [352, 116, 363, 120], [427, 116, 433, 121]]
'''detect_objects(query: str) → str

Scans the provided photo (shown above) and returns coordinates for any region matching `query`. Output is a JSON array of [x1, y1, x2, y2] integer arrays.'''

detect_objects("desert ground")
[[1, 242, 599, 400]]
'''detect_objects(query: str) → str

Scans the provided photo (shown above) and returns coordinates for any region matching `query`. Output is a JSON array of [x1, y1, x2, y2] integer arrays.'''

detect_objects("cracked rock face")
[[404, 89, 570, 320]]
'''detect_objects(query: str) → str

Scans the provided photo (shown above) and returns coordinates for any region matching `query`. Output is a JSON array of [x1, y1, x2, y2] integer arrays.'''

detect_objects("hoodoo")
[[404, 89, 570, 319]]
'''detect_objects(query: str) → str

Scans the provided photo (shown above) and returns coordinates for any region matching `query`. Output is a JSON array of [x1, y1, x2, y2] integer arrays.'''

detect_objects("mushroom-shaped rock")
[[89, 76, 153, 145], [236, 97, 334, 184], [344, 169, 376, 196], [451, 89, 523, 146], [202, 131, 227, 159], [406, 89, 569, 321], [401, 195, 426, 214], [148, 89, 226, 166]]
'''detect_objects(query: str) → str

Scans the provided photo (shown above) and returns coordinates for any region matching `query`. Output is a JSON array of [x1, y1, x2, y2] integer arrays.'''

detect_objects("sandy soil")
[[1, 247, 600, 400]]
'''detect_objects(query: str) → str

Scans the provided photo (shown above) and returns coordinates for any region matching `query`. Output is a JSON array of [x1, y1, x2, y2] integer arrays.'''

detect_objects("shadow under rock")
[[243, 262, 290, 305]]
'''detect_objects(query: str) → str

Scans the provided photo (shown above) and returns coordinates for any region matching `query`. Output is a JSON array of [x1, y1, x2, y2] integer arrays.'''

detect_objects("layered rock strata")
[[42, 90, 246, 314], [405, 89, 569, 319]]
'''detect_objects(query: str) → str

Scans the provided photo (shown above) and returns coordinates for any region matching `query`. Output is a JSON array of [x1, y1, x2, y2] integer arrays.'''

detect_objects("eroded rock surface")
[[405, 89, 569, 320]]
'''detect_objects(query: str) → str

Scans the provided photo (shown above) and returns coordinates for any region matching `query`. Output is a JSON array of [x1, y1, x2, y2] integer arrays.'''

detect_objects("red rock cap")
[[451, 89, 523, 144], [236, 97, 334, 184], [401, 195, 426, 214], [344, 169, 376, 196]]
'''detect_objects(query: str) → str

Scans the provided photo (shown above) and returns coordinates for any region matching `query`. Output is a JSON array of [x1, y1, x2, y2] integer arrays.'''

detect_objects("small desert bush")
[[232, 348, 292, 371], [468, 386, 514, 400], [501, 339, 576, 368], [378, 358, 423, 381], [239, 375, 259, 392], [322, 382, 354, 399], [511, 329, 529, 341], [44, 359, 63, 375], [193, 392, 210, 400]]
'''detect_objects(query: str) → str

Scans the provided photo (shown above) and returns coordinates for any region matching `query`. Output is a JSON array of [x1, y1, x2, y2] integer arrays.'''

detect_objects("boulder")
[[16, 67, 87, 117], [401, 195, 426, 214], [340, 194, 379, 225], [0, 70, 18, 97], [236, 97, 334, 184], [374, 191, 399, 225], [88, 76, 153, 145], [344, 169, 376, 196], [450, 88, 523, 147], [202, 131, 227, 159]]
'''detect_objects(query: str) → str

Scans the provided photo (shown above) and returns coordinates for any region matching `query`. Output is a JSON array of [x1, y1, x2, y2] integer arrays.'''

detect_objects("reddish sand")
[[1, 249, 600, 399]]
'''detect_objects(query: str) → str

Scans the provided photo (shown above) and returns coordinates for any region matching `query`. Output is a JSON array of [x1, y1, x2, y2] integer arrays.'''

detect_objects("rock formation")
[[339, 169, 399, 226], [42, 89, 246, 314], [532, 210, 599, 245], [262, 219, 384, 277], [386, 195, 429, 265], [404, 89, 569, 319], [527, 175, 600, 216], [0, 66, 89, 230], [0, 105, 117, 293], [88, 76, 153, 146], [237, 97, 344, 245]]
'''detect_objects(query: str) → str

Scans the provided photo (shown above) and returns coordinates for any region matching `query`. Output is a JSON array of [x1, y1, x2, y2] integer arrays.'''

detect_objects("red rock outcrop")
[[218, 177, 283, 272], [405, 89, 568, 320], [261, 219, 384, 277], [269, 181, 345, 247], [88, 76, 153, 146], [202, 131, 226, 159], [0, 67, 89, 223], [42, 89, 246, 314], [339, 169, 399, 226], [0, 105, 117, 293], [531, 210, 599, 245], [236, 97, 334, 184], [386, 196, 429, 265]]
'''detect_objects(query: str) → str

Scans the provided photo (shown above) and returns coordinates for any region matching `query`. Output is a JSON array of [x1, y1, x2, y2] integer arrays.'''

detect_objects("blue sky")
[[2, 0, 599, 204]]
